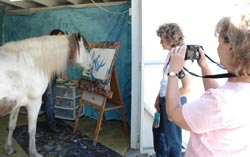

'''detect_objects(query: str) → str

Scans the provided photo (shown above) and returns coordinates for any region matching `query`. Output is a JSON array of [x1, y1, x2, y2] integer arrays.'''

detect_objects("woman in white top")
[[153, 23, 190, 157]]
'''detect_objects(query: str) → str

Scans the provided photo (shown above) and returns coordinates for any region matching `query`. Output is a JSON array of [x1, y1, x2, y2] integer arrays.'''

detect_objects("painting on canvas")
[[87, 48, 116, 81]]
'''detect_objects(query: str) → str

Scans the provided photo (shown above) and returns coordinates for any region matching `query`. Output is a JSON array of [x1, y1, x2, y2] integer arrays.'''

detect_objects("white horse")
[[0, 32, 91, 157]]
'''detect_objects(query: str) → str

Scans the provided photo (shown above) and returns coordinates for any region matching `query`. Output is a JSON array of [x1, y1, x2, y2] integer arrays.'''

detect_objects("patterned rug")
[[13, 121, 122, 157]]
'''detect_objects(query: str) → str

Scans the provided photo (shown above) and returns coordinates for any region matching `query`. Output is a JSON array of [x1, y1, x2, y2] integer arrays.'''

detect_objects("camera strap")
[[183, 52, 237, 78], [183, 67, 236, 78], [205, 54, 226, 70]]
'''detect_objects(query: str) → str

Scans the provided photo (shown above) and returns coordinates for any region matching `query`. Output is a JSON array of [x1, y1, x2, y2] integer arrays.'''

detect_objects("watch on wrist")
[[168, 71, 178, 77], [167, 70, 185, 79]]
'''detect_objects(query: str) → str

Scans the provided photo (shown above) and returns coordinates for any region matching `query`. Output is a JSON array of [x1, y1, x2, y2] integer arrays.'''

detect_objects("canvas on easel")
[[78, 42, 120, 97], [73, 41, 128, 146], [83, 48, 116, 81]]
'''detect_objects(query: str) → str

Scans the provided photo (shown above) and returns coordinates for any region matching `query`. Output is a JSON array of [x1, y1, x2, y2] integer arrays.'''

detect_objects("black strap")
[[205, 54, 226, 70], [183, 67, 236, 78], [182, 52, 236, 79]]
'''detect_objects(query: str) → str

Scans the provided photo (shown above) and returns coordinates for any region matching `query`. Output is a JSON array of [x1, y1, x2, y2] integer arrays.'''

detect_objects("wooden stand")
[[73, 67, 129, 145]]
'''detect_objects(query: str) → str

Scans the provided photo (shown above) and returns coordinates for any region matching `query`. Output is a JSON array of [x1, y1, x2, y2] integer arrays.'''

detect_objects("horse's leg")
[[5, 106, 20, 155], [27, 99, 43, 157]]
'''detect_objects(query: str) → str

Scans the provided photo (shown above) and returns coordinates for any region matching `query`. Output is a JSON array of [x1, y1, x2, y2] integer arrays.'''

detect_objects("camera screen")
[[187, 49, 194, 58]]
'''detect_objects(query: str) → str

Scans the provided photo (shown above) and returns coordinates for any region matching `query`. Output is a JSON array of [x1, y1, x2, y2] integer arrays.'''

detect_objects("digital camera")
[[185, 45, 203, 60]]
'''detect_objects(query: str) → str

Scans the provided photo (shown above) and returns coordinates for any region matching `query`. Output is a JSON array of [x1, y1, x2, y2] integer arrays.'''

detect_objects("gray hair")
[[156, 23, 185, 47]]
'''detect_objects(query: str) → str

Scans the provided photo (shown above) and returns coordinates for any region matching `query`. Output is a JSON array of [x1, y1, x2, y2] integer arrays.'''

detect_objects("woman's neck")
[[228, 76, 250, 83]]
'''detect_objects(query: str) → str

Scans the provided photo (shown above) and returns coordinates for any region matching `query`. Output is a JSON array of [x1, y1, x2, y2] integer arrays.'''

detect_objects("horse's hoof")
[[4, 145, 15, 155]]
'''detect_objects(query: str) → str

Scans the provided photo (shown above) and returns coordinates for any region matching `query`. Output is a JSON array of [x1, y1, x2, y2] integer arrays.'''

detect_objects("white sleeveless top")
[[159, 52, 171, 97]]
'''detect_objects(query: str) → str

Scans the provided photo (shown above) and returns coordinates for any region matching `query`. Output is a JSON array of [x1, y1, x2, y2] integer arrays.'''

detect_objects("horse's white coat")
[[0, 34, 91, 157]]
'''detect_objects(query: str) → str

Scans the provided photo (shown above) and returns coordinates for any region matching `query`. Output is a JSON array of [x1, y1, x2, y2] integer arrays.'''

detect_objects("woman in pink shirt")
[[166, 13, 250, 157]]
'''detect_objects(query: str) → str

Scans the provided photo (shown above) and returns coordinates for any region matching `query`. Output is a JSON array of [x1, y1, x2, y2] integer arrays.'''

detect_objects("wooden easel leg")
[[93, 106, 105, 146], [102, 113, 107, 126], [73, 103, 83, 134], [120, 105, 129, 136]]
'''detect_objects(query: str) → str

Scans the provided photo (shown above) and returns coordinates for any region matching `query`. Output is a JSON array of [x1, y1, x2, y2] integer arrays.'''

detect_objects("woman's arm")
[[198, 48, 219, 90], [179, 72, 190, 97], [166, 46, 191, 131], [166, 76, 191, 131]]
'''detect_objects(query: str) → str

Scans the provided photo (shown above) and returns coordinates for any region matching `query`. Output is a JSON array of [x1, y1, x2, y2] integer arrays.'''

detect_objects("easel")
[[73, 67, 129, 146]]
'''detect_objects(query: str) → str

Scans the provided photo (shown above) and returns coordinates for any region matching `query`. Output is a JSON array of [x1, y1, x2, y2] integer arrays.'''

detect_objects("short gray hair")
[[156, 23, 185, 47]]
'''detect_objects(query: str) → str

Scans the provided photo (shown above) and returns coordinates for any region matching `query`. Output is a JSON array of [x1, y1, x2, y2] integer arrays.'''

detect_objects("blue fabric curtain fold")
[[3, 3, 131, 124], [0, 6, 4, 46]]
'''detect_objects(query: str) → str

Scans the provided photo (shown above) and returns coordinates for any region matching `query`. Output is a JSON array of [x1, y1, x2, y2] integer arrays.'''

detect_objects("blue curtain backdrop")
[[0, 6, 4, 46], [3, 3, 131, 124]]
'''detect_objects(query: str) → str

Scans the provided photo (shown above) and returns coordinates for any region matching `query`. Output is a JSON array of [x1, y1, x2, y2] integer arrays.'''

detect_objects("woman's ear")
[[228, 43, 233, 56]]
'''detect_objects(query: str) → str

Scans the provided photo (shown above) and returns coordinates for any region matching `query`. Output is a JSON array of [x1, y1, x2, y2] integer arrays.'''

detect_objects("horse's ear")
[[82, 35, 89, 49], [75, 31, 81, 41]]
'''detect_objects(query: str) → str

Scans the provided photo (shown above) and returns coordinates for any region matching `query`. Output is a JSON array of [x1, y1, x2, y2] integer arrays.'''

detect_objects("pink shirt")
[[183, 81, 250, 157]]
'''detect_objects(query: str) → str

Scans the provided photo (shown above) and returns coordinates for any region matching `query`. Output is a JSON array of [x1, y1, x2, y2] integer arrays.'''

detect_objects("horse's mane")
[[0, 34, 79, 79]]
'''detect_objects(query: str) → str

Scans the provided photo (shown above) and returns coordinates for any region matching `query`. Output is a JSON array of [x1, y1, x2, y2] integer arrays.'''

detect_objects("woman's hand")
[[197, 47, 209, 69], [154, 96, 160, 111], [169, 46, 186, 73]]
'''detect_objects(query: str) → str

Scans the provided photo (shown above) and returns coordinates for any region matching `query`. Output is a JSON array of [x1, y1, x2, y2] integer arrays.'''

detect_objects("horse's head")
[[70, 32, 92, 75]]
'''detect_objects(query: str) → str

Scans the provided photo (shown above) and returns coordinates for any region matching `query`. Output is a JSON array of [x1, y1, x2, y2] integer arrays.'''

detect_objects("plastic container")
[[153, 111, 160, 128]]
